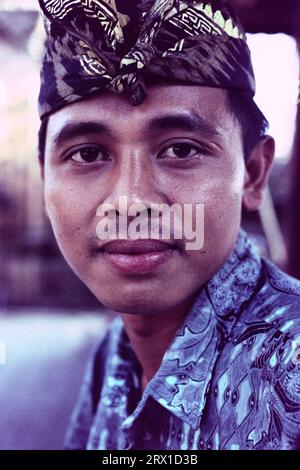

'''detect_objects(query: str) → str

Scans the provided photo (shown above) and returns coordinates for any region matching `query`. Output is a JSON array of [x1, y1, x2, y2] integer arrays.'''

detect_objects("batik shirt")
[[65, 230, 300, 450]]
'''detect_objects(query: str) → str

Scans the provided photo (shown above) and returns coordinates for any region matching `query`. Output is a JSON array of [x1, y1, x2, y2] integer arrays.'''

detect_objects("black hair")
[[226, 89, 269, 161], [38, 116, 48, 165], [38, 89, 269, 164]]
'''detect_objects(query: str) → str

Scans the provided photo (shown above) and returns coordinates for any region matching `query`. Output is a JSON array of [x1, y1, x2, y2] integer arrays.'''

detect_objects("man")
[[37, 0, 300, 450]]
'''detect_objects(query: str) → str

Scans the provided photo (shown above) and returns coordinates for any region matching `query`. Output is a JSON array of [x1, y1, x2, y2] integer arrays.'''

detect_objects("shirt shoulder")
[[249, 258, 300, 331], [263, 257, 300, 298], [226, 260, 300, 449]]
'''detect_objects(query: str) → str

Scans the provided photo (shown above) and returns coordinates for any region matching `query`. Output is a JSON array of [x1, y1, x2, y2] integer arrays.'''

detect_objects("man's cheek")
[[44, 188, 74, 243], [45, 191, 63, 228]]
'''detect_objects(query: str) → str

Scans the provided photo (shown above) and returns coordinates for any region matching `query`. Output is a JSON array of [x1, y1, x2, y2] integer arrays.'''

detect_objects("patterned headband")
[[38, 0, 256, 119]]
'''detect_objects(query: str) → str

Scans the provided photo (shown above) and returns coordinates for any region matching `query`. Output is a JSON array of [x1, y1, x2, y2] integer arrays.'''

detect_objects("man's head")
[[37, 1, 275, 316], [40, 83, 274, 315]]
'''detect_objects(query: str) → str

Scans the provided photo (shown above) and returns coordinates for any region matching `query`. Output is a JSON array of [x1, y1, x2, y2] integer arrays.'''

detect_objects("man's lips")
[[99, 239, 177, 255], [97, 239, 178, 274]]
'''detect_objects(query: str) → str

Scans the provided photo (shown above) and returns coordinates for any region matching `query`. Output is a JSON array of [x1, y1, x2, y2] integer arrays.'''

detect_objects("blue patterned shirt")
[[65, 230, 300, 450]]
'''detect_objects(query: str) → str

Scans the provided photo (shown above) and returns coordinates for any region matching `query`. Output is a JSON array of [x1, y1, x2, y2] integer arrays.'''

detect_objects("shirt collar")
[[207, 229, 262, 328], [121, 229, 262, 431]]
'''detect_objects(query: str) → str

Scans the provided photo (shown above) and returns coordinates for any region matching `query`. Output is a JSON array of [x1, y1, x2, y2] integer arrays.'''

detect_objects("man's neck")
[[121, 294, 198, 391]]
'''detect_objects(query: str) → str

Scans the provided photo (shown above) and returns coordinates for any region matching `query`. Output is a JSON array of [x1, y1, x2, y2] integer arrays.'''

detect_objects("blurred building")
[[0, 3, 99, 310]]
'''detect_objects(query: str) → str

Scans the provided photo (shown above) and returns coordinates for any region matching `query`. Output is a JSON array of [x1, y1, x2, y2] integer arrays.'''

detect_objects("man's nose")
[[103, 153, 165, 218]]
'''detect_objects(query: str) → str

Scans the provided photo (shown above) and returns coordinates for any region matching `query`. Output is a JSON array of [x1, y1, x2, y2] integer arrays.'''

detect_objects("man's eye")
[[158, 143, 203, 159], [70, 147, 109, 163]]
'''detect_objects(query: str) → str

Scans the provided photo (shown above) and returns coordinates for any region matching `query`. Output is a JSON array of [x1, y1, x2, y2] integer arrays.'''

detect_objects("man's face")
[[43, 85, 246, 315]]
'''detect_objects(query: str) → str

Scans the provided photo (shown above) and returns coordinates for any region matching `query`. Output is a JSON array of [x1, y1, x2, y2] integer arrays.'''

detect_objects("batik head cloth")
[[38, 0, 256, 119]]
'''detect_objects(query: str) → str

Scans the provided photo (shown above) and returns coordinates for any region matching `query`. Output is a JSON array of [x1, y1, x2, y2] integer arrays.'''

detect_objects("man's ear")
[[243, 136, 275, 211]]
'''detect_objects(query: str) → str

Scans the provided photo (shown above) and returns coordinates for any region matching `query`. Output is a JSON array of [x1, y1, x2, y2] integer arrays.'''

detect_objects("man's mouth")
[[98, 239, 178, 274]]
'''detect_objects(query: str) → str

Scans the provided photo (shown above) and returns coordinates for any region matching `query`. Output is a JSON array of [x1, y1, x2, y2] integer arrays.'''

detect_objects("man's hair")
[[38, 89, 268, 164], [38, 117, 48, 165], [226, 89, 269, 161]]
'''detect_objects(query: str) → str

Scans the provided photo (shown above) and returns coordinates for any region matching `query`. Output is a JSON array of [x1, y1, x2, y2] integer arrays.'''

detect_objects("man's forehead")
[[47, 84, 230, 136]]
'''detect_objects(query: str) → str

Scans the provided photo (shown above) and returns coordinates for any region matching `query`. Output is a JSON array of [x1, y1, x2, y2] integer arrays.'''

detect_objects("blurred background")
[[0, 0, 299, 450]]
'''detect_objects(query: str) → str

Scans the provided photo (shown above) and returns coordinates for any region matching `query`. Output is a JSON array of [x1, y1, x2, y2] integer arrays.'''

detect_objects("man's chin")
[[95, 295, 178, 317]]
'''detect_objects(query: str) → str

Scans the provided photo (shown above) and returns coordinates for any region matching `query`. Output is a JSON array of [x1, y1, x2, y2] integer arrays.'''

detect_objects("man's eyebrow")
[[52, 121, 112, 147], [148, 112, 221, 137], [51, 113, 220, 147]]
